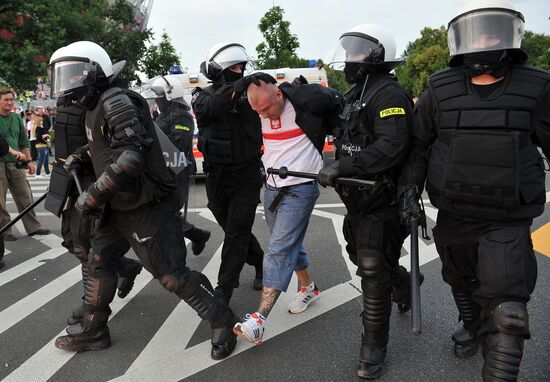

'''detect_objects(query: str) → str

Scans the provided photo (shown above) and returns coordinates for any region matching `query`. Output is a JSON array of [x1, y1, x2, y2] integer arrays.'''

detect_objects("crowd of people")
[[0, 0, 549, 381]]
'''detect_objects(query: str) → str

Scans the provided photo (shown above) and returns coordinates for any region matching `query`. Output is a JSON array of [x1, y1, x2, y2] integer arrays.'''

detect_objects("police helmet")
[[448, 0, 525, 60], [141, 75, 190, 110], [200, 42, 251, 80], [48, 41, 116, 104], [330, 24, 402, 70]]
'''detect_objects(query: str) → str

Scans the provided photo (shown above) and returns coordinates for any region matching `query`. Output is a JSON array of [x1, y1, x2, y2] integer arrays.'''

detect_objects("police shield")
[[154, 123, 188, 175]]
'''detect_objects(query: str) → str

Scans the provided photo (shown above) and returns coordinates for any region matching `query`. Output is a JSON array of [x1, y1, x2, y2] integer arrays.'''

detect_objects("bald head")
[[247, 80, 285, 120]]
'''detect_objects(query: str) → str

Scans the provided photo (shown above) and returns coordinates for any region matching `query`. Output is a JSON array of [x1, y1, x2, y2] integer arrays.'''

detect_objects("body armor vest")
[[53, 104, 87, 161], [197, 85, 262, 165], [85, 88, 175, 211], [426, 65, 550, 220]]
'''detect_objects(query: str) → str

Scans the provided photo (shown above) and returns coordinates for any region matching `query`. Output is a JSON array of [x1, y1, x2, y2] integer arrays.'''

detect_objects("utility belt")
[[266, 181, 315, 212]]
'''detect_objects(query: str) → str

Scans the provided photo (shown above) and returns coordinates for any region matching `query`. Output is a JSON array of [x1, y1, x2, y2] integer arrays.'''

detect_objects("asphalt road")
[[0, 175, 549, 382]]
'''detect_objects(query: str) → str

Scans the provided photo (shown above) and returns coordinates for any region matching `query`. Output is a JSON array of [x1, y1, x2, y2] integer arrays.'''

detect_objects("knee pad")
[[72, 245, 89, 263], [486, 302, 530, 338], [356, 250, 386, 280]]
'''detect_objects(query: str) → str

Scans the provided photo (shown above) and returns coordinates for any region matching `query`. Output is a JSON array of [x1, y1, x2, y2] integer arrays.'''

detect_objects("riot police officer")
[[317, 24, 415, 379], [398, 1, 550, 380], [142, 75, 211, 255], [48, 41, 239, 360], [46, 96, 143, 326]]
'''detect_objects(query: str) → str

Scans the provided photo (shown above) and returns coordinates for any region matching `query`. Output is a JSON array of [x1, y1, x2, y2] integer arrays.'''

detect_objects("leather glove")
[[75, 190, 102, 218], [399, 185, 423, 227], [63, 145, 90, 174], [233, 72, 277, 93], [317, 161, 341, 187], [292, 75, 308, 85]]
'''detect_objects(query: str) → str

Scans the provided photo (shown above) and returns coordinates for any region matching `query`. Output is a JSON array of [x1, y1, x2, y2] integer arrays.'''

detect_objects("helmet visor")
[[48, 61, 97, 98], [448, 9, 524, 56], [209, 44, 253, 72], [330, 33, 384, 69]]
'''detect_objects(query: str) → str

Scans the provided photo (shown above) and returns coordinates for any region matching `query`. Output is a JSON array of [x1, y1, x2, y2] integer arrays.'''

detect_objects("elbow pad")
[[87, 150, 145, 207], [101, 87, 147, 143]]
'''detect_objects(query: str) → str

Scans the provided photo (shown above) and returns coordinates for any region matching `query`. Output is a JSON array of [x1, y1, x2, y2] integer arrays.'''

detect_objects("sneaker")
[[288, 285, 321, 314], [233, 312, 266, 345], [29, 228, 50, 236]]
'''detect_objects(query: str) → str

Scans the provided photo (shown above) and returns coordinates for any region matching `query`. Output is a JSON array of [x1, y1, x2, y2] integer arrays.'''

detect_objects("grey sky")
[[146, 0, 549, 74]]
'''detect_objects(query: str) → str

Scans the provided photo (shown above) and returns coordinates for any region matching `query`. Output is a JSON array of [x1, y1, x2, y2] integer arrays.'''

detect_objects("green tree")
[[315, 59, 350, 93], [139, 31, 181, 79], [394, 26, 449, 97], [256, 6, 309, 69], [523, 31, 550, 70], [0, 0, 151, 90]]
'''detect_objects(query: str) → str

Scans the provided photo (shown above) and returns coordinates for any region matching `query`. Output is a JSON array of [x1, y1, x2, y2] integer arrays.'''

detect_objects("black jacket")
[[278, 82, 343, 153]]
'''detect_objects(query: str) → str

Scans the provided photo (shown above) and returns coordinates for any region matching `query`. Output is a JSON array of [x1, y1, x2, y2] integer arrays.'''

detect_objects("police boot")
[[451, 289, 481, 359], [480, 302, 529, 382], [67, 258, 90, 325], [116, 257, 143, 298], [184, 226, 211, 256], [67, 304, 84, 326], [357, 277, 392, 380], [391, 265, 424, 313], [253, 264, 263, 291], [214, 285, 234, 306], [56, 311, 112, 352], [174, 271, 238, 360]]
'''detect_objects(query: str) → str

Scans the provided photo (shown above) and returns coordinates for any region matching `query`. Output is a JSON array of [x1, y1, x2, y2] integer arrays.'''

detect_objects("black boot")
[[481, 302, 529, 381], [211, 317, 239, 360], [357, 277, 392, 380], [253, 264, 263, 291], [451, 289, 481, 358], [67, 304, 84, 326], [116, 258, 143, 298], [55, 322, 111, 352], [184, 226, 211, 256], [358, 339, 387, 380], [391, 266, 424, 313], [214, 286, 234, 306]]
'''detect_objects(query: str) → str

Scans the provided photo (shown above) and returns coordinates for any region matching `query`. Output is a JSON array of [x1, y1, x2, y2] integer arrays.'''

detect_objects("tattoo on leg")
[[258, 288, 281, 318]]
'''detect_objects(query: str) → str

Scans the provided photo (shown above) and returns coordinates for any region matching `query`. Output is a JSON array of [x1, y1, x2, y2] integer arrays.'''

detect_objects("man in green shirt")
[[0, 89, 50, 242]]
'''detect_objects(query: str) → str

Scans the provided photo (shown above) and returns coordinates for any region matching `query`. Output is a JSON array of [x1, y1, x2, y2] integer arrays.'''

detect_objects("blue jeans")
[[263, 181, 319, 291], [36, 147, 50, 175]]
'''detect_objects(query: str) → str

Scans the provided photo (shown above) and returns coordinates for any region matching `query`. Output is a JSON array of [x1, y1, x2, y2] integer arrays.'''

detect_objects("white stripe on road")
[[128, 243, 224, 371], [0, 235, 65, 287], [0, 266, 81, 335], [3, 271, 155, 382]]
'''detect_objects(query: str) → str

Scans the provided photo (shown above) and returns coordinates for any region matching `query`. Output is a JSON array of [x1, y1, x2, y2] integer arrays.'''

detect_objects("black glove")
[[292, 75, 308, 85], [399, 185, 423, 227], [233, 72, 277, 93], [63, 145, 90, 174], [75, 190, 102, 218], [317, 161, 341, 187]]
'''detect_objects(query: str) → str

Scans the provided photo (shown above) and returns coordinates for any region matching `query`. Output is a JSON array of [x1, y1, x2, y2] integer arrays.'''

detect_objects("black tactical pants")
[[432, 211, 537, 314], [342, 208, 407, 347], [205, 162, 263, 290]]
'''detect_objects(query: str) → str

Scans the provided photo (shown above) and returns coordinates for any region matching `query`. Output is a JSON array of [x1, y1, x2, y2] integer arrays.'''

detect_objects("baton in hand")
[[267, 166, 376, 187], [70, 170, 84, 195], [409, 217, 422, 335]]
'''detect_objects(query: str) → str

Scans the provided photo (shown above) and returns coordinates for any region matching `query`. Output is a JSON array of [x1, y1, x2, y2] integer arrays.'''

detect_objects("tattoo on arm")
[[258, 288, 281, 318]]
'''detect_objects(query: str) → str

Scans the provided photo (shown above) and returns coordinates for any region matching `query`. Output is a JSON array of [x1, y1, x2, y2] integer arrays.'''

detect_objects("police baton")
[[409, 217, 422, 335], [70, 170, 84, 195], [267, 166, 376, 187], [0, 193, 47, 235]]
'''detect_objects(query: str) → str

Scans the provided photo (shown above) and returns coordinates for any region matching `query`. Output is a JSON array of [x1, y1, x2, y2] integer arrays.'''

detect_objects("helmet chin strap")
[[464, 50, 511, 78]]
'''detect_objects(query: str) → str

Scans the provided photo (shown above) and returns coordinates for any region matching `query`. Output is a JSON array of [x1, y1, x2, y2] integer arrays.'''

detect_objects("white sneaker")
[[233, 312, 266, 345], [288, 285, 321, 314]]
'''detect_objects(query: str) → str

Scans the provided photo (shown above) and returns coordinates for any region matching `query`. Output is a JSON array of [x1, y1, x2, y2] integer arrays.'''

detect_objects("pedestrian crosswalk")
[[0, 178, 548, 382]]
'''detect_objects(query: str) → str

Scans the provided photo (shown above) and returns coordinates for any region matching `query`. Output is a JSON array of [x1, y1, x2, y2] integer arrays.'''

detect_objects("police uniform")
[[400, 63, 550, 379], [192, 78, 264, 299], [333, 73, 413, 370]]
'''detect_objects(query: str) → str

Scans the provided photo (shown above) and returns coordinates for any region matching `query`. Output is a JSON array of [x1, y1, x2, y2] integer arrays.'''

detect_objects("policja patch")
[[379, 107, 406, 118], [154, 123, 188, 175]]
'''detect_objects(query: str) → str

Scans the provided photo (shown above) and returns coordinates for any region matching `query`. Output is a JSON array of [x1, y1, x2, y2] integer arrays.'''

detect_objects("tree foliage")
[[255, 6, 309, 69], [395, 27, 550, 97], [0, 0, 151, 91], [139, 31, 181, 79]]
